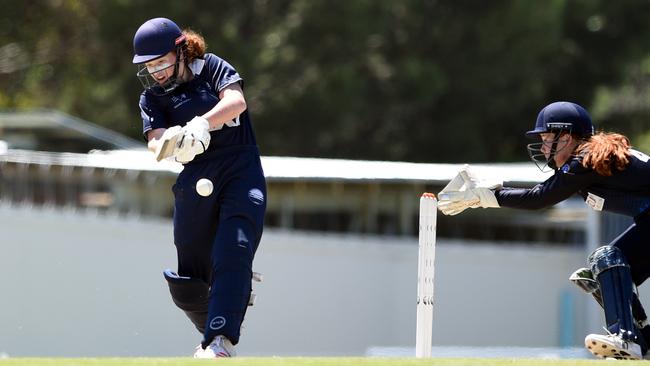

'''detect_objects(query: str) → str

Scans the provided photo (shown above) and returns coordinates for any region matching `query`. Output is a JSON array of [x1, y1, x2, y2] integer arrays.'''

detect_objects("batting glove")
[[175, 116, 211, 163], [183, 116, 211, 150]]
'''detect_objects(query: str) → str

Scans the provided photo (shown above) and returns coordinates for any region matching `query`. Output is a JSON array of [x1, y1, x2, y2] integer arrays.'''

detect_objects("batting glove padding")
[[175, 116, 211, 163], [438, 164, 501, 215], [159, 125, 183, 143]]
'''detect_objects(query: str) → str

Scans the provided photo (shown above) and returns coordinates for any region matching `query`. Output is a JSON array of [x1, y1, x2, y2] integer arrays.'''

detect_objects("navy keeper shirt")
[[495, 150, 650, 218]]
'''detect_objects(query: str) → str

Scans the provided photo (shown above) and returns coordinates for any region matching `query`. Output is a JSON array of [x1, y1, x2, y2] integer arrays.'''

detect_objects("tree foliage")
[[1, 0, 650, 162]]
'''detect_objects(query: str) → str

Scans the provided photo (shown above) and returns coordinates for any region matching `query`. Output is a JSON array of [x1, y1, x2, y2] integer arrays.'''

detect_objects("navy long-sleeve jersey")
[[138, 53, 257, 161], [496, 150, 650, 218]]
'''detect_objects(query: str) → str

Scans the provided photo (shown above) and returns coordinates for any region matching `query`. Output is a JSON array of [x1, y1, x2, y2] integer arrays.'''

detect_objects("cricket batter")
[[438, 101, 650, 360], [132, 17, 266, 358]]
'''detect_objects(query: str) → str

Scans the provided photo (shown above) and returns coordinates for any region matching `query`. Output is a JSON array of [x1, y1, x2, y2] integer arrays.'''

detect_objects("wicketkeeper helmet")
[[525, 101, 594, 139], [525, 101, 594, 172]]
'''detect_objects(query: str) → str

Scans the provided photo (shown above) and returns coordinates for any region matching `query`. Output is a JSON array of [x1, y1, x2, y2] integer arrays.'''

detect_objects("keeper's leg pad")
[[589, 246, 639, 342], [570, 267, 649, 330], [164, 269, 209, 334]]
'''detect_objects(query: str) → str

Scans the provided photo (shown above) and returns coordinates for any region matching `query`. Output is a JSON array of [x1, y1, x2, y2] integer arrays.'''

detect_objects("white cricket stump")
[[416, 193, 437, 358]]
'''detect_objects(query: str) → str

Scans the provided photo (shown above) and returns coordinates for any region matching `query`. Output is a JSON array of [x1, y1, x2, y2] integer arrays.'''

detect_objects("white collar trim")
[[188, 58, 205, 75]]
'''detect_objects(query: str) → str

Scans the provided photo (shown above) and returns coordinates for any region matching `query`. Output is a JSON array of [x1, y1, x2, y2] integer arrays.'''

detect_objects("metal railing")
[[0, 148, 609, 243], [0, 149, 178, 217]]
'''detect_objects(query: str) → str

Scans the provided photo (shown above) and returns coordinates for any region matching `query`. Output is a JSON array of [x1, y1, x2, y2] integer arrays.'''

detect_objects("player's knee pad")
[[589, 245, 630, 277], [164, 269, 209, 334], [589, 246, 639, 341]]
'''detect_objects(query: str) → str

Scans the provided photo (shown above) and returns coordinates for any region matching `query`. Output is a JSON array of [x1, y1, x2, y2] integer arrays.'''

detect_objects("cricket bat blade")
[[149, 126, 184, 162]]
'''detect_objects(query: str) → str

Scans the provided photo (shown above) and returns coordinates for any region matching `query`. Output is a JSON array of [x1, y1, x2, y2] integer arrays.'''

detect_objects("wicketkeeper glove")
[[437, 164, 502, 216]]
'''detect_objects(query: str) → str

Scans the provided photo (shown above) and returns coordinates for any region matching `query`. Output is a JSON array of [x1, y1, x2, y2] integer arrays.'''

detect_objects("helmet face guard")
[[526, 123, 573, 172], [136, 51, 184, 96]]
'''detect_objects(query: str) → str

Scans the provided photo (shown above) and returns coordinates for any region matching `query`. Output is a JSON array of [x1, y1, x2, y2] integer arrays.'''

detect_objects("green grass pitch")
[[0, 358, 645, 366]]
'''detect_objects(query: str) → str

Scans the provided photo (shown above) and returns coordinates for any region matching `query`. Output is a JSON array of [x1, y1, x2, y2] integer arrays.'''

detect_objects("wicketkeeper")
[[438, 101, 650, 360]]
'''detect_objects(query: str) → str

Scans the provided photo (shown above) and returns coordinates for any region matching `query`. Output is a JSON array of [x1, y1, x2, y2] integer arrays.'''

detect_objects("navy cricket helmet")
[[132, 18, 187, 95], [526, 101, 594, 172], [525, 101, 594, 139], [132, 17, 185, 64]]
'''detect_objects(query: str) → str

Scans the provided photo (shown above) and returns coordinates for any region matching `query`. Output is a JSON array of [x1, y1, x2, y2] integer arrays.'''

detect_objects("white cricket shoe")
[[193, 335, 236, 358], [585, 333, 643, 360]]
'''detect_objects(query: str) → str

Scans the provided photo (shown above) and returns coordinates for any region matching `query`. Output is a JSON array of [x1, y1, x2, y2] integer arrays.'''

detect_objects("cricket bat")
[[148, 126, 184, 162]]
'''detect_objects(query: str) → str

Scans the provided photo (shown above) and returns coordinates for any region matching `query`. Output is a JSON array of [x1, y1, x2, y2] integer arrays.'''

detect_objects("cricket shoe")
[[585, 333, 642, 360], [193, 335, 236, 358]]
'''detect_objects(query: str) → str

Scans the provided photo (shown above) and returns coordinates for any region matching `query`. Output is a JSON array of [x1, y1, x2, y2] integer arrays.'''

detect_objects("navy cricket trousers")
[[612, 214, 650, 286], [172, 146, 266, 346]]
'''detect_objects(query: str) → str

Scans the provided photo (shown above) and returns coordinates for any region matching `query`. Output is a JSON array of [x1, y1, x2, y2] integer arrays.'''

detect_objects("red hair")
[[576, 132, 631, 176], [182, 29, 206, 61]]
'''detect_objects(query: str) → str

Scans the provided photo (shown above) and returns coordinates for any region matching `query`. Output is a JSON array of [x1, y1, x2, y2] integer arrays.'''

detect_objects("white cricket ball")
[[196, 178, 214, 197]]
